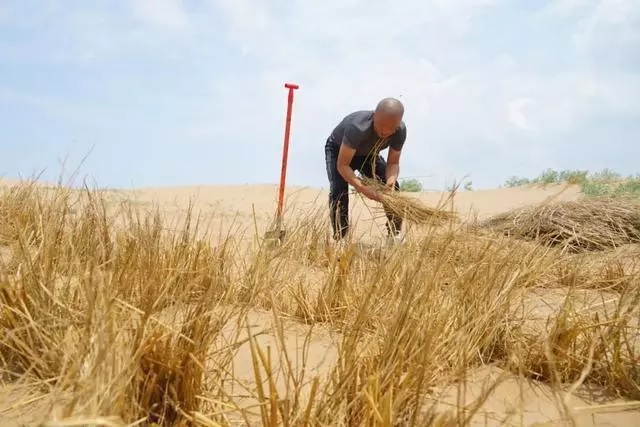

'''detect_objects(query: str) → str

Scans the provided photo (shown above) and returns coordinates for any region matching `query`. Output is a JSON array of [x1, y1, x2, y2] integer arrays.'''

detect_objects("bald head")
[[375, 97, 404, 119], [373, 97, 404, 138]]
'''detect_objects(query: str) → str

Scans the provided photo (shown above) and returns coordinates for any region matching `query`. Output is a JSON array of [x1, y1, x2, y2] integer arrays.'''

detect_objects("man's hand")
[[358, 185, 381, 202], [385, 177, 397, 190], [385, 148, 401, 191]]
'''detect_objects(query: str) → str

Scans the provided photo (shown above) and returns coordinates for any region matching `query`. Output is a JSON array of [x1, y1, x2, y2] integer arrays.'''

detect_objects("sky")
[[1, 0, 638, 190]]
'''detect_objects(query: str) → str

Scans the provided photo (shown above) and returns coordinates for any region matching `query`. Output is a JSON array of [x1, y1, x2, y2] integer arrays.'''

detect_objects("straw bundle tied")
[[479, 196, 640, 253], [356, 137, 457, 225], [360, 176, 457, 225]]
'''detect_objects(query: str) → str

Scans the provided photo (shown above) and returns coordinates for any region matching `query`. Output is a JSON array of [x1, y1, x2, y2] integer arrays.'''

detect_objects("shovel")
[[265, 82, 299, 245]]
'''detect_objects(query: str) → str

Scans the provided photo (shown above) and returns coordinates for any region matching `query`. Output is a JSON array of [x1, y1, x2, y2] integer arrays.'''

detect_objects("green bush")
[[399, 178, 423, 192], [503, 168, 640, 198]]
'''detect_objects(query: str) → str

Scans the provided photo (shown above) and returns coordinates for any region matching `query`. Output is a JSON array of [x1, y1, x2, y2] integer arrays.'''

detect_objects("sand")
[[96, 182, 582, 244], [1, 179, 637, 426]]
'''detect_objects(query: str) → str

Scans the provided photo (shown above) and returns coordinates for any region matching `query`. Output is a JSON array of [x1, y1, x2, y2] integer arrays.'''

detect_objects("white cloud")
[[211, 0, 271, 42], [538, 0, 592, 17], [572, 0, 640, 53], [191, 0, 639, 186], [130, 0, 190, 31], [508, 98, 535, 131], [0, 87, 116, 128], [1, 0, 638, 189]]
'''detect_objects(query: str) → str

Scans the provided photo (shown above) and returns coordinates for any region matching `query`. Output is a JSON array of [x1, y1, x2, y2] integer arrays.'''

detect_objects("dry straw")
[[479, 196, 640, 253], [360, 176, 457, 225], [2, 178, 640, 425]]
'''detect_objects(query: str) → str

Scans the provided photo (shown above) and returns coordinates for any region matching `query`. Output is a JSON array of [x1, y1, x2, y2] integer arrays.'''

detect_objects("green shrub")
[[399, 178, 423, 192], [503, 169, 640, 198]]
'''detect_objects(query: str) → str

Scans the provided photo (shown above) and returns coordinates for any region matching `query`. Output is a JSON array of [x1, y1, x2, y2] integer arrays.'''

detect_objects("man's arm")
[[337, 124, 366, 190], [337, 144, 364, 190], [385, 147, 401, 188], [386, 123, 406, 189], [337, 142, 381, 202]]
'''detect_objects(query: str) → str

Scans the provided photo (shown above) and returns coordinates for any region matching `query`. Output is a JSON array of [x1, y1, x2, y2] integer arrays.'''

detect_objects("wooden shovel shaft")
[[276, 83, 299, 223]]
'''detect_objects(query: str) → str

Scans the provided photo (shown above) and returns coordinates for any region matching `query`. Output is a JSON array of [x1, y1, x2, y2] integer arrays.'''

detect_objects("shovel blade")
[[264, 228, 286, 245]]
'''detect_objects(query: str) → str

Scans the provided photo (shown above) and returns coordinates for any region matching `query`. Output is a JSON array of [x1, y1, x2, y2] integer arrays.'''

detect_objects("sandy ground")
[[1, 179, 638, 426], [100, 182, 582, 245], [0, 177, 582, 238]]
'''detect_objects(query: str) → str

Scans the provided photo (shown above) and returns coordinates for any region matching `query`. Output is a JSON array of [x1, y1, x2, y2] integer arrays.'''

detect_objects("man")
[[324, 97, 406, 243]]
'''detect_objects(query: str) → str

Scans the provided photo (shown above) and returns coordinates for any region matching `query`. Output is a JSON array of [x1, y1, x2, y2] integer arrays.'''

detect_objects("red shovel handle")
[[276, 83, 299, 222]]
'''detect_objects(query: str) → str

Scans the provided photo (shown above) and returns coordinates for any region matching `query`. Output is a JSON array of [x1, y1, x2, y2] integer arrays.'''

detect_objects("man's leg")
[[325, 144, 350, 240], [361, 156, 402, 236]]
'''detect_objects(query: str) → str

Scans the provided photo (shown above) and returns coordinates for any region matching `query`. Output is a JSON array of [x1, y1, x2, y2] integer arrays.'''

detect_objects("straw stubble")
[[0, 179, 638, 426]]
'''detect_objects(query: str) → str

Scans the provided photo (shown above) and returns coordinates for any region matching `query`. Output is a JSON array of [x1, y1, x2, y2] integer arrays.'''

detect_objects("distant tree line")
[[503, 168, 640, 198]]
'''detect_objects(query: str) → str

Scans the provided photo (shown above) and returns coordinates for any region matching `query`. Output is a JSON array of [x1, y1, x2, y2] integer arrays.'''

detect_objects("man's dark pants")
[[324, 141, 403, 240]]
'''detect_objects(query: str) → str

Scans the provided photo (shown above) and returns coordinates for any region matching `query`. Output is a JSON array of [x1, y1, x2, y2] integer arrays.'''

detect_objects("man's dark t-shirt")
[[326, 110, 406, 156]]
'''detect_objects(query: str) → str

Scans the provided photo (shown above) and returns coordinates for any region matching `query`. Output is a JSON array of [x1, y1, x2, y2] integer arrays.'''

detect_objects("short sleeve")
[[389, 123, 406, 151], [341, 123, 363, 150]]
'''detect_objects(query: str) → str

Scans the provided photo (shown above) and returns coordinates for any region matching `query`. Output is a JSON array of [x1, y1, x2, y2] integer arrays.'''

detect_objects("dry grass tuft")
[[479, 196, 640, 253], [134, 306, 213, 425], [0, 178, 639, 426]]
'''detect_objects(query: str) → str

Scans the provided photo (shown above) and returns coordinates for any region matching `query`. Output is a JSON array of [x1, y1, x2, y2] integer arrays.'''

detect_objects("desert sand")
[[0, 178, 638, 426], [100, 182, 583, 243]]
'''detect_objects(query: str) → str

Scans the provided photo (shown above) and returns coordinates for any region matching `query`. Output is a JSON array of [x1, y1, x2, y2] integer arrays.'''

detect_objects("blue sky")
[[1, 0, 638, 190]]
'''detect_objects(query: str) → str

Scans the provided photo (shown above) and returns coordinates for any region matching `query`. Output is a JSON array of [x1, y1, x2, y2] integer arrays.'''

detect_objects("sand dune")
[[117, 182, 582, 219], [95, 182, 583, 246], [1, 177, 582, 228]]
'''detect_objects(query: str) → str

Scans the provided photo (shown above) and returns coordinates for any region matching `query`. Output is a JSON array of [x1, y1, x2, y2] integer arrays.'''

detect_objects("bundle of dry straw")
[[479, 196, 640, 253], [361, 176, 457, 225]]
